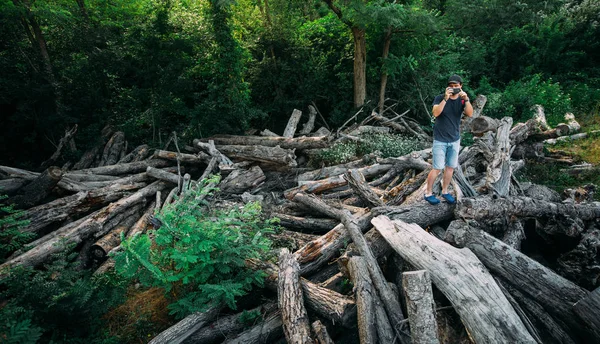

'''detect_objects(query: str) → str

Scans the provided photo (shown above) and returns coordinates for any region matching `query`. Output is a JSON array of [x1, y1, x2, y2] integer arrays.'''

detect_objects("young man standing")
[[424, 74, 473, 205]]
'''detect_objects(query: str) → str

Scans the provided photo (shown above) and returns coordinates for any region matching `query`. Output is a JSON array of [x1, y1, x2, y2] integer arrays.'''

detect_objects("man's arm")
[[459, 91, 474, 117], [432, 88, 453, 117]]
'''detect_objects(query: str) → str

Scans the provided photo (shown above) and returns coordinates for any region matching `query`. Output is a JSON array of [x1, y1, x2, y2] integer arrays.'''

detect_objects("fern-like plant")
[[0, 195, 33, 262], [114, 175, 276, 318]]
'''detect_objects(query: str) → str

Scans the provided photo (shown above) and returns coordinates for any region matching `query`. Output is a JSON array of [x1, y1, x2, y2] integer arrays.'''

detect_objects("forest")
[[1, 0, 600, 343]]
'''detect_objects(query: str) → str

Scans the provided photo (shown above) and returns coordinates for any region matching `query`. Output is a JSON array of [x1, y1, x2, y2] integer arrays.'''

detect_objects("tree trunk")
[[352, 26, 367, 108], [378, 27, 392, 114], [300, 105, 317, 135], [201, 135, 329, 149], [99, 132, 126, 167], [461, 94, 487, 133], [7, 166, 63, 209], [223, 309, 283, 344], [216, 145, 297, 168], [347, 256, 378, 344], [283, 109, 303, 138], [278, 248, 314, 344], [149, 306, 222, 344], [574, 286, 600, 340], [311, 320, 335, 344], [40, 125, 78, 169], [75, 159, 171, 176], [444, 219, 597, 341], [0, 178, 28, 195], [270, 213, 338, 233], [402, 270, 440, 344], [344, 169, 384, 207], [297, 154, 376, 183], [220, 166, 266, 194], [153, 150, 211, 164], [119, 144, 151, 163], [373, 216, 536, 344], [89, 212, 139, 260]]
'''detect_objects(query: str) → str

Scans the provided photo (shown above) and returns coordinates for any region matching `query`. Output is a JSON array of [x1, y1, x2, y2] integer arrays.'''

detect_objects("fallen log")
[[402, 270, 440, 344], [119, 144, 151, 163], [297, 153, 378, 183], [545, 131, 600, 145], [216, 145, 297, 168], [245, 259, 356, 328], [40, 124, 78, 169], [347, 256, 378, 344], [89, 212, 139, 260], [461, 94, 487, 133], [300, 105, 317, 135], [0, 178, 28, 195], [270, 230, 319, 252], [373, 216, 536, 343], [383, 169, 429, 205], [149, 305, 222, 344], [223, 309, 283, 344], [153, 150, 210, 164], [260, 129, 280, 137], [270, 213, 338, 233], [470, 116, 501, 135], [193, 139, 233, 166], [220, 166, 266, 194], [574, 286, 600, 340], [0, 181, 168, 272], [556, 229, 600, 290], [284, 164, 392, 199], [99, 131, 126, 167], [344, 169, 384, 207], [202, 135, 329, 150], [278, 248, 314, 344], [444, 219, 597, 341], [311, 320, 334, 344], [75, 159, 171, 176], [283, 109, 303, 138], [6, 166, 63, 209]]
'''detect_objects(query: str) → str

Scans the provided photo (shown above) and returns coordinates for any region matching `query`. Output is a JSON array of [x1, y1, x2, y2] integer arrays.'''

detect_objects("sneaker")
[[441, 193, 456, 204], [424, 194, 440, 205]]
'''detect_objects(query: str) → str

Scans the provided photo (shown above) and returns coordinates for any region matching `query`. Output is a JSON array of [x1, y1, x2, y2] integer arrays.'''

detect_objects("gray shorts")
[[432, 139, 460, 170]]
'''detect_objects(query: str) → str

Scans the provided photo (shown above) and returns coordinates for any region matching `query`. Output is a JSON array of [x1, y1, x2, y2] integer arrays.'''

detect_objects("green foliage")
[[238, 308, 262, 326], [115, 175, 275, 319], [517, 162, 600, 200], [0, 250, 126, 343], [310, 133, 425, 167], [0, 196, 33, 262], [481, 74, 572, 126]]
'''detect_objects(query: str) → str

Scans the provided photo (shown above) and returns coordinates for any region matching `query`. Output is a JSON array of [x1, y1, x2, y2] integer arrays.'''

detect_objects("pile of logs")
[[1, 103, 599, 344]]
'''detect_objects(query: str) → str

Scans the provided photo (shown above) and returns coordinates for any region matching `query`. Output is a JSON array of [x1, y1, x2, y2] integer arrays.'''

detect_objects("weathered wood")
[[384, 169, 430, 205], [300, 105, 318, 135], [7, 166, 63, 209], [283, 109, 303, 138], [293, 193, 409, 343], [545, 131, 600, 145], [119, 144, 151, 163], [402, 270, 440, 344], [480, 117, 512, 196], [557, 229, 600, 290], [461, 94, 487, 133], [297, 154, 378, 183], [260, 129, 280, 137], [153, 150, 210, 164], [456, 195, 600, 222], [245, 259, 356, 327], [271, 230, 319, 253], [40, 124, 78, 169], [193, 139, 233, 166], [574, 286, 600, 340], [75, 159, 171, 176], [530, 126, 570, 141], [149, 306, 222, 344], [373, 216, 536, 344], [216, 145, 297, 168], [223, 309, 283, 344], [285, 164, 392, 199], [99, 131, 126, 167], [373, 285, 395, 344], [0, 178, 28, 195], [347, 256, 378, 344], [182, 303, 278, 344], [345, 169, 384, 207], [271, 213, 338, 233], [220, 166, 266, 194], [372, 113, 410, 134], [278, 248, 314, 344], [444, 219, 597, 341], [470, 116, 501, 135], [204, 134, 329, 150], [311, 320, 334, 344], [0, 181, 168, 272], [89, 211, 139, 260]]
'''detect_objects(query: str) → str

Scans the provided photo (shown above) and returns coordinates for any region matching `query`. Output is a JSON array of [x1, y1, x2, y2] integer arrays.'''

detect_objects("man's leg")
[[441, 166, 454, 194], [425, 141, 445, 204], [426, 168, 441, 196]]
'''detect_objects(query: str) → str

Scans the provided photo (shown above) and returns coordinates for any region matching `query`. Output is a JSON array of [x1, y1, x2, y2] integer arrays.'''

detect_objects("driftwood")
[[402, 270, 440, 344], [153, 150, 210, 164], [270, 213, 338, 233], [347, 256, 377, 344], [193, 139, 233, 166], [444, 219, 598, 341], [216, 145, 297, 168], [220, 166, 266, 194], [545, 131, 600, 145], [278, 248, 314, 344], [7, 166, 63, 209], [373, 216, 536, 343], [283, 109, 303, 138], [202, 135, 329, 150], [299, 105, 317, 135]]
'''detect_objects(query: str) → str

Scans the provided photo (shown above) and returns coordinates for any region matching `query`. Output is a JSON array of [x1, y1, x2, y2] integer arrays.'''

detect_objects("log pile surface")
[[1, 105, 599, 343]]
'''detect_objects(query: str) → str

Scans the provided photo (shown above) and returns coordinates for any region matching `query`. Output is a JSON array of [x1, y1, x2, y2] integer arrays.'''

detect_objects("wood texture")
[[402, 270, 440, 344], [347, 256, 378, 344]]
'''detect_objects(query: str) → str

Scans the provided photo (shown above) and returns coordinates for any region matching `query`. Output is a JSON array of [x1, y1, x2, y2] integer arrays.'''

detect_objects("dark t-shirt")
[[432, 95, 465, 142]]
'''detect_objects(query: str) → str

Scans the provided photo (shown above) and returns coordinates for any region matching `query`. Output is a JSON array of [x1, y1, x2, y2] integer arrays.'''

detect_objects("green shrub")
[[0, 195, 33, 263], [114, 176, 276, 319]]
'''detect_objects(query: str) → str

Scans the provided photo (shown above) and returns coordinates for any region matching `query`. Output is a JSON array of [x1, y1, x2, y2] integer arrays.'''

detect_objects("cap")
[[448, 74, 463, 84]]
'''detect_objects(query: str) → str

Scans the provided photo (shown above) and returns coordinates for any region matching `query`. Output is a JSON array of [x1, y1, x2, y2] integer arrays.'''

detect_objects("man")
[[424, 74, 473, 205]]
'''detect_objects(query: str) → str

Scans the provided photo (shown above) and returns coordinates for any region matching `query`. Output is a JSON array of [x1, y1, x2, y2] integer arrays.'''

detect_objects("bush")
[[0, 195, 33, 263], [114, 176, 276, 319]]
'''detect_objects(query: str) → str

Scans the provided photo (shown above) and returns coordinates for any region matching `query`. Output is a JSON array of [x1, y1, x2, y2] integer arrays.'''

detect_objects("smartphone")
[[452, 88, 461, 95]]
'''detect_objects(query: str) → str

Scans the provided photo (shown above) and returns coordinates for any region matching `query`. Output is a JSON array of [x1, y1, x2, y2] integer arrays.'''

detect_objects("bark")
[[378, 27, 393, 114], [477, 117, 512, 196], [260, 129, 280, 137], [216, 145, 297, 168], [372, 113, 410, 135], [383, 169, 429, 205], [7, 166, 63, 209], [285, 164, 392, 199], [293, 193, 409, 343], [352, 26, 367, 108], [444, 219, 597, 341], [278, 248, 314, 344], [347, 256, 378, 344], [245, 259, 356, 327], [574, 286, 600, 340], [146, 166, 183, 185], [402, 270, 440, 344], [530, 126, 571, 141], [311, 320, 334, 344], [119, 144, 151, 163], [99, 131, 126, 167], [270, 213, 338, 233], [373, 216, 536, 344], [182, 303, 277, 344], [544, 131, 599, 145], [461, 94, 487, 133], [283, 109, 303, 138], [40, 125, 78, 169], [75, 159, 171, 176], [220, 166, 266, 194], [89, 209, 139, 260], [297, 153, 377, 183], [153, 150, 211, 164], [0, 181, 168, 271], [470, 116, 501, 135], [201, 135, 329, 149], [271, 230, 319, 253], [344, 169, 384, 207], [556, 229, 600, 290], [223, 309, 283, 344], [0, 178, 28, 195], [299, 105, 318, 135], [149, 306, 222, 344], [16, 182, 144, 235]]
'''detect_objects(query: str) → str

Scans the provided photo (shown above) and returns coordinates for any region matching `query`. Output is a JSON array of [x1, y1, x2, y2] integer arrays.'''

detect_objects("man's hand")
[[459, 90, 469, 100], [444, 87, 453, 100]]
